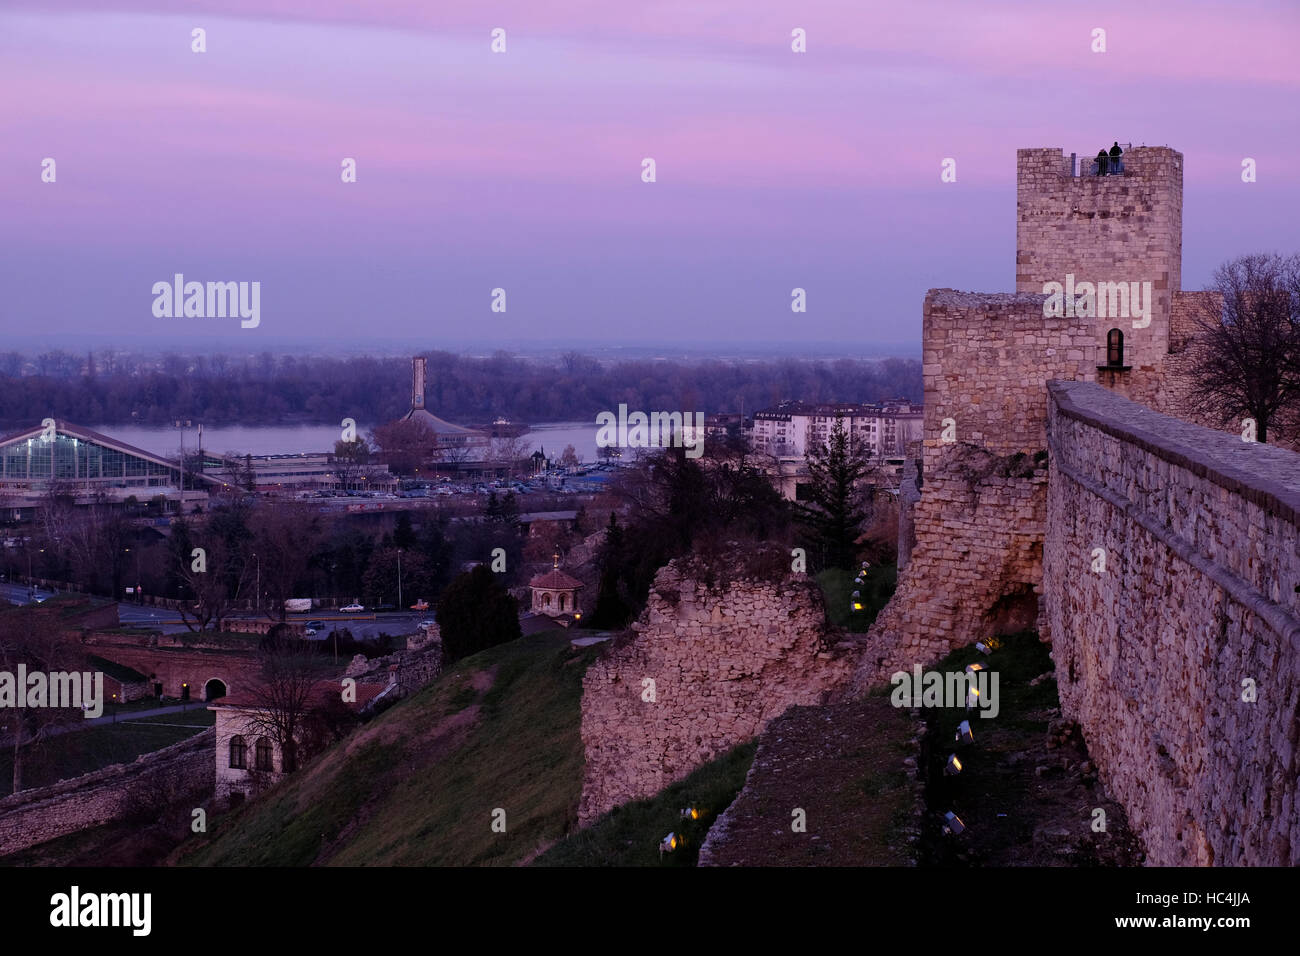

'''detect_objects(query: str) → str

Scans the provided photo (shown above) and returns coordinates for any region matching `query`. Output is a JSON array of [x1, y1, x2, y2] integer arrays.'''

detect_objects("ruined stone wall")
[[853, 443, 1048, 691], [1016, 146, 1183, 368], [923, 290, 1097, 463], [896, 454, 921, 572], [577, 556, 857, 824], [1045, 381, 1300, 865], [0, 728, 214, 857], [856, 289, 1097, 691]]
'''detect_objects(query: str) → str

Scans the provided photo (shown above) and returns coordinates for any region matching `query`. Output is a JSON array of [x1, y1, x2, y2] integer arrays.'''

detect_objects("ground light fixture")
[[965, 662, 985, 675], [659, 832, 680, 857], [680, 807, 701, 821], [943, 811, 966, 835], [945, 753, 963, 775], [975, 642, 992, 655], [966, 686, 980, 711], [955, 719, 974, 744], [851, 590, 863, 612]]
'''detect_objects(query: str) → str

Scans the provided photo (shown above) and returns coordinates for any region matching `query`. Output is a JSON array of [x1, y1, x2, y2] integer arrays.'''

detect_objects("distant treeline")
[[0, 349, 921, 428]]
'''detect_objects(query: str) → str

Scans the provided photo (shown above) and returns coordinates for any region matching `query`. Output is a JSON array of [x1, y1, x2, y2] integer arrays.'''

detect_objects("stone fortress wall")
[[0, 728, 214, 858], [867, 144, 1300, 863], [574, 144, 1298, 865], [577, 555, 857, 824], [1045, 381, 1300, 865]]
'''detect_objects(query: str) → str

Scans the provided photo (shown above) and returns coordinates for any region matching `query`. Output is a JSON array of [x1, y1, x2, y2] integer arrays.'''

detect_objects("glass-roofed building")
[[0, 421, 210, 519]]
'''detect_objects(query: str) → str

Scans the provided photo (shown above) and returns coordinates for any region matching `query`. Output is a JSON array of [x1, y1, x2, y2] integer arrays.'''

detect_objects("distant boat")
[[474, 417, 530, 438]]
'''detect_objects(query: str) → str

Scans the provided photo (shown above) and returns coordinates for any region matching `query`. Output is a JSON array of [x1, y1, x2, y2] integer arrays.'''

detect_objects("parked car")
[[341, 603, 365, 612], [304, 628, 318, 636], [417, 620, 435, 632], [306, 620, 325, 630]]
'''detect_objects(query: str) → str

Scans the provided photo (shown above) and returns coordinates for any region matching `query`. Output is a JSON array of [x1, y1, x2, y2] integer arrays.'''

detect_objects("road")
[[0, 582, 424, 640]]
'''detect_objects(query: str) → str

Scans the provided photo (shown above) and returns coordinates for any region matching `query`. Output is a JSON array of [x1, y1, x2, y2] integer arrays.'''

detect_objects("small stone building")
[[528, 558, 584, 619], [211, 679, 385, 805]]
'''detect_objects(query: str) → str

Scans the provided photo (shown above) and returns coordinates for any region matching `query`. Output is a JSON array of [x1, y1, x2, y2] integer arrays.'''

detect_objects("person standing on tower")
[[1109, 141, 1123, 174]]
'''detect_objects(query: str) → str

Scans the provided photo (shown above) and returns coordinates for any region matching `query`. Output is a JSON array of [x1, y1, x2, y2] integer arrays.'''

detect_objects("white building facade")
[[751, 400, 923, 460]]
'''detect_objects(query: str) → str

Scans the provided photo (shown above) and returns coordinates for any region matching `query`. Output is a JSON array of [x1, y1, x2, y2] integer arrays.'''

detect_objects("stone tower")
[[1015, 146, 1183, 374]]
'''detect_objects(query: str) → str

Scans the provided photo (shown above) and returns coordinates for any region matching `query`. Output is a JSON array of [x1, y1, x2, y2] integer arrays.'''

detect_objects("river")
[[96, 422, 603, 462]]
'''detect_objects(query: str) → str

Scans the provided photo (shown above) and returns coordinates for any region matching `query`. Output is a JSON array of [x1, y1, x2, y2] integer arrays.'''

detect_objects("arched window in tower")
[[1107, 328, 1125, 367]]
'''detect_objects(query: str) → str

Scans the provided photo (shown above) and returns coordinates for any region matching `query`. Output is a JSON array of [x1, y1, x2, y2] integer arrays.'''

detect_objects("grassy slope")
[[179, 630, 597, 866], [0, 711, 214, 798], [533, 743, 756, 867], [818, 563, 897, 632]]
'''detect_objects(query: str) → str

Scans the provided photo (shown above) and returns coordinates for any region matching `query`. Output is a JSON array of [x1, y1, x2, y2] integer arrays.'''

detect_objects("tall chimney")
[[412, 357, 426, 409]]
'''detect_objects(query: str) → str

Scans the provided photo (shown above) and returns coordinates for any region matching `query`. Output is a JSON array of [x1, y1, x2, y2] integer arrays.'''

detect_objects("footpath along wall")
[[1044, 381, 1300, 865]]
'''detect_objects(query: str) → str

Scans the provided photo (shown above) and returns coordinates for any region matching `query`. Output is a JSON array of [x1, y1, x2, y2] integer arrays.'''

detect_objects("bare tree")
[[370, 419, 438, 476], [175, 529, 251, 633], [491, 434, 532, 480], [215, 453, 256, 498], [0, 608, 89, 794], [238, 630, 337, 774], [1187, 253, 1300, 444], [250, 504, 322, 620], [329, 438, 379, 491]]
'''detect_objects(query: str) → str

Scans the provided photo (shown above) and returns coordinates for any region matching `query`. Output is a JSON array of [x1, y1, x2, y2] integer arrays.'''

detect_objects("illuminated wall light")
[[945, 753, 962, 775], [955, 720, 973, 745], [942, 811, 966, 836], [680, 807, 701, 821], [965, 663, 984, 675], [975, 642, 991, 655], [966, 687, 980, 711], [659, 832, 681, 856]]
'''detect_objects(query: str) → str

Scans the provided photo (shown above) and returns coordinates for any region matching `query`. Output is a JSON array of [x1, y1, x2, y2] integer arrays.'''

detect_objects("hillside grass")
[[178, 630, 598, 866], [533, 742, 756, 867], [818, 562, 897, 632], [0, 710, 214, 798]]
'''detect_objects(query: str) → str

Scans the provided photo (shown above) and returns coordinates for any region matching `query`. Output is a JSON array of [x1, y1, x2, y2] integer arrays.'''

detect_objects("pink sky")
[[1, 0, 1296, 349]]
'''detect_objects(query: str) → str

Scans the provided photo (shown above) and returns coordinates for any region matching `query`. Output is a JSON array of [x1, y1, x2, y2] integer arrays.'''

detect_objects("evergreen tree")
[[797, 415, 871, 571], [436, 565, 521, 663], [393, 511, 416, 550], [591, 512, 631, 627]]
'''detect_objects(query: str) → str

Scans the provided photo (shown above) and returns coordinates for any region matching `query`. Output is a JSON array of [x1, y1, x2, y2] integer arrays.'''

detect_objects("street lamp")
[[124, 547, 141, 601], [397, 549, 403, 609], [253, 552, 260, 616], [175, 420, 192, 495]]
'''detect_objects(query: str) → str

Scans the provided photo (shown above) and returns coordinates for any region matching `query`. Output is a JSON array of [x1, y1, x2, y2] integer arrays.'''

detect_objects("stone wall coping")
[[1048, 380, 1300, 526], [926, 289, 1050, 309], [0, 727, 215, 812]]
